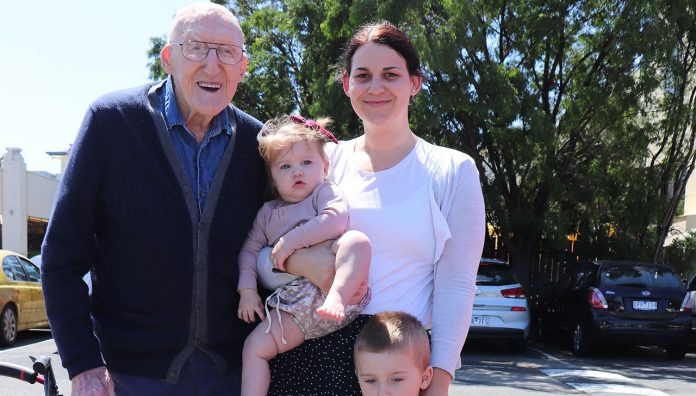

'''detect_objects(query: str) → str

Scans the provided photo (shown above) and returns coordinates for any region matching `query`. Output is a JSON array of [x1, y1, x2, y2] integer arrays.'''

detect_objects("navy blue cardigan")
[[41, 82, 268, 380]]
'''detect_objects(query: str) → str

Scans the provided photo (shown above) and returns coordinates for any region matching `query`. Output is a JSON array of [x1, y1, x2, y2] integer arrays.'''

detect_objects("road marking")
[[0, 339, 55, 355], [566, 383, 670, 396], [542, 369, 633, 382], [529, 346, 565, 363], [540, 367, 669, 396]]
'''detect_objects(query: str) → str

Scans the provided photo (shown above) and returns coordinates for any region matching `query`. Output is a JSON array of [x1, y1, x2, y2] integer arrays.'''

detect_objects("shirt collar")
[[162, 77, 232, 137]]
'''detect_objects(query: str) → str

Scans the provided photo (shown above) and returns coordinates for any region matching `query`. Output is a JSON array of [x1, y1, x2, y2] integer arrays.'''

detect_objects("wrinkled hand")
[[71, 366, 114, 396], [238, 289, 265, 323], [271, 238, 294, 272]]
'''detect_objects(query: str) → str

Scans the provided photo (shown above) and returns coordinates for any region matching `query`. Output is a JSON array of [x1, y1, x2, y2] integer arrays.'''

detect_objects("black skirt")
[[268, 315, 371, 395]]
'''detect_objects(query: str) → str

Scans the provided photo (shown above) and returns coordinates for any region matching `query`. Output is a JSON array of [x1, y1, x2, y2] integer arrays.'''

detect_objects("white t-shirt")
[[327, 136, 485, 376], [329, 139, 438, 326]]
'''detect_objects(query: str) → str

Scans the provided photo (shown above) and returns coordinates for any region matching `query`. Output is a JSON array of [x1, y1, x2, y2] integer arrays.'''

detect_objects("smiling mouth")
[[198, 82, 221, 92]]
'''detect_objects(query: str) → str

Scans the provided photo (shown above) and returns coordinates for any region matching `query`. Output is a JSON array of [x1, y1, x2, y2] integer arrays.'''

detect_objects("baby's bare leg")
[[241, 309, 305, 396], [317, 230, 371, 321]]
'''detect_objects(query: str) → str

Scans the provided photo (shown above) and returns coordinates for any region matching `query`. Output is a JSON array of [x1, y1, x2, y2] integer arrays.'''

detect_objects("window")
[[600, 265, 682, 288], [687, 275, 696, 292], [476, 263, 518, 286], [2, 256, 29, 281], [2, 259, 13, 280], [18, 257, 41, 282]]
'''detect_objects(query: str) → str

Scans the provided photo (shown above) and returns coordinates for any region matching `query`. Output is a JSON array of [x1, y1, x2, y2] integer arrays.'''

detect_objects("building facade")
[[0, 148, 65, 256]]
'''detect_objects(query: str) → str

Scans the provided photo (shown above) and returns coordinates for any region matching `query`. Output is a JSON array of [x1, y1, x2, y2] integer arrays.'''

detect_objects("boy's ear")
[[420, 366, 433, 390]]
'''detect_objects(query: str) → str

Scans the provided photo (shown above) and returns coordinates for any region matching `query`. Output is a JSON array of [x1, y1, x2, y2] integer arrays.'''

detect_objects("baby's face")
[[355, 349, 432, 396], [270, 140, 328, 203]]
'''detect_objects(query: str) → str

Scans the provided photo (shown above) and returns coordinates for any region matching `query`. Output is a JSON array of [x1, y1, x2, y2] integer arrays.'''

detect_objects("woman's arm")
[[429, 158, 486, 380], [283, 240, 336, 292]]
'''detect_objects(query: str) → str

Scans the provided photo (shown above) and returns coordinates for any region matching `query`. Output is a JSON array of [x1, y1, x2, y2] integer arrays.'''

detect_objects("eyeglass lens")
[[181, 41, 243, 65]]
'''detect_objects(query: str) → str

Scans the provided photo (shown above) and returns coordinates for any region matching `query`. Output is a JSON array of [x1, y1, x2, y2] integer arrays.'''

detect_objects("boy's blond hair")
[[354, 311, 430, 370], [257, 115, 334, 167]]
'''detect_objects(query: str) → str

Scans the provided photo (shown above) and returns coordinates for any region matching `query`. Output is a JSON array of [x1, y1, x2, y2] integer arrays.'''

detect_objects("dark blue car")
[[537, 260, 692, 359]]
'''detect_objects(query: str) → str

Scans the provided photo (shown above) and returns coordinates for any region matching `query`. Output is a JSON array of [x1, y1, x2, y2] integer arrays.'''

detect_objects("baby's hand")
[[271, 238, 294, 272], [237, 289, 265, 323]]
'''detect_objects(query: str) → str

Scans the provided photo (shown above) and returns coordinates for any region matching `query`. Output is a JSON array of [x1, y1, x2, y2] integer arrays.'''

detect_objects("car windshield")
[[600, 264, 683, 288], [477, 263, 518, 285]]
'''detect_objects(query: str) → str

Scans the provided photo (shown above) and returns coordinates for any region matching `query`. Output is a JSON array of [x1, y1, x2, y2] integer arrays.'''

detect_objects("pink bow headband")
[[289, 114, 338, 144]]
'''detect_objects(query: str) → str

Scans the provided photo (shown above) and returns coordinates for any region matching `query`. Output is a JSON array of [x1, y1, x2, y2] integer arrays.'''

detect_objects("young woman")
[[268, 21, 485, 395]]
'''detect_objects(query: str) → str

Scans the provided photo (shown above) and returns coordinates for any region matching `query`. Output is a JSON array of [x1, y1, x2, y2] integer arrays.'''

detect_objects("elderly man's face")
[[162, 13, 246, 125]]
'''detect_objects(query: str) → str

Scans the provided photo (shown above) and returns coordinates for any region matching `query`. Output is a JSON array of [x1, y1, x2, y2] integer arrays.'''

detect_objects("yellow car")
[[0, 249, 49, 346]]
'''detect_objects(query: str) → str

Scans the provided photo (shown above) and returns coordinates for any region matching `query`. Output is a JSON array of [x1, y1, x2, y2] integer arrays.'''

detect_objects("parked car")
[[687, 275, 696, 337], [537, 260, 692, 359], [467, 258, 530, 352], [0, 250, 50, 345], [30, 255, 92, 295]]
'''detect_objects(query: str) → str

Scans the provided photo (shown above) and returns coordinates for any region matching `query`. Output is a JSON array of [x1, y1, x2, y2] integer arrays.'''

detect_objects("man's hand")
[[238, 288, 265, 323], [420, 367, 451, 396], [271, 237, 294, 272], [284, 240, 336, 292], [71, 366, 114, 396]]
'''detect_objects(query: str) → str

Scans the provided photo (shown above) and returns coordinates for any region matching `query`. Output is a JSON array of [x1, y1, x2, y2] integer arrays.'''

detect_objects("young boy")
[[354, 311, 433, 396]]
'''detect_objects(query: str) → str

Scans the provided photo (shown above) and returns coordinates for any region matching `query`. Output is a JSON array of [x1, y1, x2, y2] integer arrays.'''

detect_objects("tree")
[[413, 1, 661, 285], [640, 2, 696, 263], [145, 0, 696, 286]]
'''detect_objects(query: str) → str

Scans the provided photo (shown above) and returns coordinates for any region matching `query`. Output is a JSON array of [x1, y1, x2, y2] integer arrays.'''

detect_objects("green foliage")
[[143, 0, 696, 286], [147, 35, 167, 81], [663, 233, 696, 278]]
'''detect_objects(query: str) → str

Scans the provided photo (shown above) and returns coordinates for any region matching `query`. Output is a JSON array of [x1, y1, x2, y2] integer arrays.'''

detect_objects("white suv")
[[467, 258, 530, 352]]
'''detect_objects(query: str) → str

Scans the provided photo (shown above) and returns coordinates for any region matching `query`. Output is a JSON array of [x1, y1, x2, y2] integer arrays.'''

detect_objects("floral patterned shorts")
[[265, 277, 370, 339]]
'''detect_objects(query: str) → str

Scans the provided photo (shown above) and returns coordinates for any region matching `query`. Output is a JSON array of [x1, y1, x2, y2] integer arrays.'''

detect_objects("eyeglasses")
[[173, 40, 245, 65]]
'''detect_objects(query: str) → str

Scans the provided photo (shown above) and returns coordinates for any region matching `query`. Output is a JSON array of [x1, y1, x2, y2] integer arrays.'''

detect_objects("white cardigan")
[[329, 137, 486, 376]]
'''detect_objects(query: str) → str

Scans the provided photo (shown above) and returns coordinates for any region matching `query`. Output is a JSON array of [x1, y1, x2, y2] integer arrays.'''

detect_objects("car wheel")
[[0, 305, 18, 346], [510, 336, 528, 353], [666, 341, 687, 360], [571, 322, 592, 356]]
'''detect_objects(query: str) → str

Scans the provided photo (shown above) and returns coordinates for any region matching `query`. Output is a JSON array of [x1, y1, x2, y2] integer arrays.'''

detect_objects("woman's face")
[[342, 43, 422, 129]]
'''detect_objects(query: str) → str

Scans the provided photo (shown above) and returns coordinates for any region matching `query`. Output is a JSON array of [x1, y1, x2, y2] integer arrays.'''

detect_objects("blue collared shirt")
[[158, 78, 233, 213]]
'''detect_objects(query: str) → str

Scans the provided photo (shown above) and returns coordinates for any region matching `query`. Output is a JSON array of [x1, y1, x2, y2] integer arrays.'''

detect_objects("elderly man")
[[41, 3, 267, 395]]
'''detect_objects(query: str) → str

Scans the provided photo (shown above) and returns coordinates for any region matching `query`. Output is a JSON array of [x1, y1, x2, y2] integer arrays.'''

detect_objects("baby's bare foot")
[[317, 291, 346, 321]]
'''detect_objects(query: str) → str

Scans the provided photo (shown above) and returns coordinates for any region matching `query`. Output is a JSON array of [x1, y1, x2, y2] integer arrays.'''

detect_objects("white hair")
[[168, 2, 243, 43]]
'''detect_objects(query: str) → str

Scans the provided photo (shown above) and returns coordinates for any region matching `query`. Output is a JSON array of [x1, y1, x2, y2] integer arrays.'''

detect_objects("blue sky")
[[0, 0, 202, 174]]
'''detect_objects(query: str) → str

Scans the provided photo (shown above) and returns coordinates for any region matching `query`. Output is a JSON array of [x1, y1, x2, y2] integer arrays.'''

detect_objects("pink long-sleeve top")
[[237, 181, 349, 290]]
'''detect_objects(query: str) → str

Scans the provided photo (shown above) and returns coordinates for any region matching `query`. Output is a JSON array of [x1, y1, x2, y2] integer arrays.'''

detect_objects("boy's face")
[[355, 349, 432, 396]]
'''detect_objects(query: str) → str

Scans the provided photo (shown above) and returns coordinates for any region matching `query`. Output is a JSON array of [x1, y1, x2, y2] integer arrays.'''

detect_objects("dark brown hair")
[[338, 21, 422, 78]]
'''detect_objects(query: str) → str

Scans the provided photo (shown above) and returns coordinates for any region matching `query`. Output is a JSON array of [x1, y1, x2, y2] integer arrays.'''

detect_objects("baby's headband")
[[289, 114, 338, 144]]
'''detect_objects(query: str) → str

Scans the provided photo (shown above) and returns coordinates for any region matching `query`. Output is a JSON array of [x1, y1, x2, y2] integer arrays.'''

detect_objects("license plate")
[[633, 300, 657, 311], [471, 316, 490, 327]]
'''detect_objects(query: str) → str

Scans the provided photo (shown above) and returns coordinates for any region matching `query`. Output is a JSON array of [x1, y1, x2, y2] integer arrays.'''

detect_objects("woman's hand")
[[237, 288, 265, 323], [420, 368, 451, 396], [284, 240, 336, 291]]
